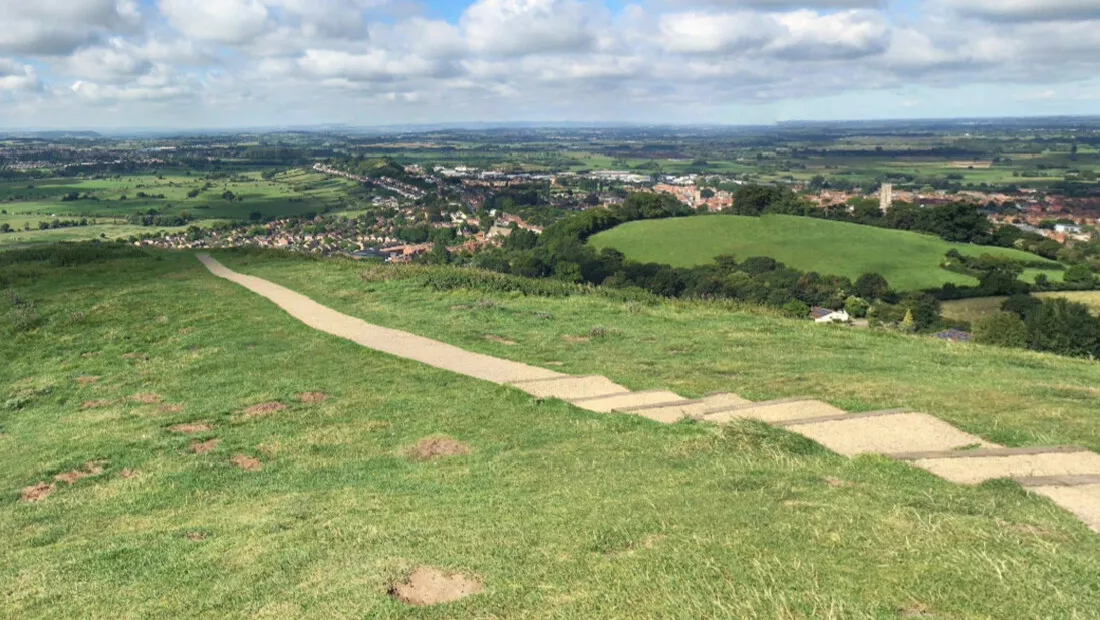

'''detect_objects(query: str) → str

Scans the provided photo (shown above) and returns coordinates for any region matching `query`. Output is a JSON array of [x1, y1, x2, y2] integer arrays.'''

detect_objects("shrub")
[[973, 312, 1028, 349]]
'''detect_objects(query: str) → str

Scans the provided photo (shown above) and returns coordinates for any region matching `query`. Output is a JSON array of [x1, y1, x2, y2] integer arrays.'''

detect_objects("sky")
[[2, 0, 1100, 129]]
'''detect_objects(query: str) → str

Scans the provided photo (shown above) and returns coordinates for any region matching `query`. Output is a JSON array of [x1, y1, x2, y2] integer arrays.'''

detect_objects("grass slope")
[[588, 214, 1060, 291], [4, 250, 1100, 617]]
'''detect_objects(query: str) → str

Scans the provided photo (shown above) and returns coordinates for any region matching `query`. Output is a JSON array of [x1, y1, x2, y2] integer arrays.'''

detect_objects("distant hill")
[[588, 214, 1060, 291]]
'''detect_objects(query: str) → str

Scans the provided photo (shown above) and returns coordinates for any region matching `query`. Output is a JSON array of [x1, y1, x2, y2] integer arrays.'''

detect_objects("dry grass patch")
[[563, 335, 590, 344], [231, 454, 263, 471], [485, 335, 517, 346], [410, 436, 471, 460], [128, 393, 162, 404], [185, 532, 207, 542], [54, 461, 106, 484], [75, 376, 101, 386], [168, 422, 213, 434], [122, 352, 149, 361], [157, 403, 185, 413], [80, 351, 102, 358], [243, 401, 286, 417], [295, 392, 328, 404], [82, 400, 113, 410], [191, 439, 219, 454], [389, 567, 483, 607], [20, 482, 56, 503], [119, 468, 138, 479]]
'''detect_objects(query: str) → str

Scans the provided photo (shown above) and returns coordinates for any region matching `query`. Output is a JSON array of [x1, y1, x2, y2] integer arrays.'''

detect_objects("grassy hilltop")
[[588, 214, 1061, 291], [3, 247, 1100, 618]]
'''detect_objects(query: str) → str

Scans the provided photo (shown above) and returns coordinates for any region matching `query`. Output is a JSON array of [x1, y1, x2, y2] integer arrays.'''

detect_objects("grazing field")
[[588, 214, 1061, 291], [4, 247, 1100, 617], [944, 291, 1100, 323]]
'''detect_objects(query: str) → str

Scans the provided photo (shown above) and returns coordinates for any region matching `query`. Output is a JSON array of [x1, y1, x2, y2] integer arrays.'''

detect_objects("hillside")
[[588, 214, 1060, 291], [4, 247, 1100, 617]]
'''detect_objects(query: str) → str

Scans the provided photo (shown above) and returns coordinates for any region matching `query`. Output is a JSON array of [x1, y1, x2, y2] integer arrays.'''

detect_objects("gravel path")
[[198, 254, 1100, 533]]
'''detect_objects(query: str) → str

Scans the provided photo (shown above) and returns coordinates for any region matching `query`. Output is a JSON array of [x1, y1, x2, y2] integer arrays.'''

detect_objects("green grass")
[[4, 249, 1100, 618], [589, 214, 1059, 291], [944, 291, 1100, 323]]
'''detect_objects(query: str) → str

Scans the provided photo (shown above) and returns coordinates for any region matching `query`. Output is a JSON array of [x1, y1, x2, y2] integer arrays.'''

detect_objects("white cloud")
[[461, 0, 602, 56], [0, 0, 142, 55], [0, 60, 43, 92], [159, 0, 272, 45], [945, 0, 1100, 22]]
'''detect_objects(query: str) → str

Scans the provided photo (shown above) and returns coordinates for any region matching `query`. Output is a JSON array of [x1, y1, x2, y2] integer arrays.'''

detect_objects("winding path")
[[198, 253, 1100, 533]]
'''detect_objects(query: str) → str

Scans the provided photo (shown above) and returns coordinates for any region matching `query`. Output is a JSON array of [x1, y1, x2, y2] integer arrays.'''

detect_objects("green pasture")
[[588, 214, 1060, 291]]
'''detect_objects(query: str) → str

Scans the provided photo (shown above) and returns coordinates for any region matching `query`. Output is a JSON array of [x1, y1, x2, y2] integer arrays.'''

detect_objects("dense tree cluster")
[[975, 295, 1100, 359]]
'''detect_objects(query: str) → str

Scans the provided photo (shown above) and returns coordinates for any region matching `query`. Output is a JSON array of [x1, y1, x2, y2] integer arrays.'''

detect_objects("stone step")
[[570, 390, 688, 414], [508, 375, 630, 402], [701, 398, 846, 425], [619, 393, 752, 424], [1014, 474, 1100, 487], [902, 446, 1100, 486], [1028, 483, 1100, 533], [786, 411, 1000, 457]]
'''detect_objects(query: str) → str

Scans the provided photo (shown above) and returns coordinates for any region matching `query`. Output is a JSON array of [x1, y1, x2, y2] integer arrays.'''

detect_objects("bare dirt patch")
[[899, 604, 935, 617], [244, 401, 286, 417], [75, 376, 101, 386], [295, 392, 328, 404], [389, 567, 483, 607], [158, 403, 185, 413], [231, 454, 263, 471], [185, 532, 207, 542], [128, 393, 163, 404], [485, 335, 517, 346], [20, 482, 56, 503], [82, 400, 113, 410], [168, 422, 213, 434], [54, 461, 106, 484], [122, 352, 149, 361], [191, 439, 220, 454], [119, 468, 138, 479], [411, 437, 471, 460], [563, 335, 590, 344]]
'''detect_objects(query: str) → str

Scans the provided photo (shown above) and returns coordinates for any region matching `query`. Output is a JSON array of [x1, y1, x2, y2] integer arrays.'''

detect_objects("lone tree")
[[854, 273, 890, 301]]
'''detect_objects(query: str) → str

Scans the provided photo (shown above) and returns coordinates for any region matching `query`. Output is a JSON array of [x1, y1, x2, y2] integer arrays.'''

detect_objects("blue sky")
[[1, 0, 1100, 129]]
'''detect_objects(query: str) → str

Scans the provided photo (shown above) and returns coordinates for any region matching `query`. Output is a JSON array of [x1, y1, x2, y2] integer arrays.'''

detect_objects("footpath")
[[198, 253, 1100, 533]]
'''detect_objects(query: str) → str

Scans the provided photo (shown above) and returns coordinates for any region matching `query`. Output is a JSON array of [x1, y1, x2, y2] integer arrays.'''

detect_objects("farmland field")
[[4, 246, 1100, 617], [588, 214, 1062, 291], [943, 291, 1100, 323]]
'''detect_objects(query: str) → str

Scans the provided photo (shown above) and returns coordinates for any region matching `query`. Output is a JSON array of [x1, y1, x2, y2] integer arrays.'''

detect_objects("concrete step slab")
[[1029, 484, 1100, 533], [509, 375, 630, 401], [622, 392, 752, 425], [788, 412, 1000, 457], [571, 390, 688, 414], [1015, 474, 1100, 487], [910, 449, 1100, 485], [702, 398, 846, 425]]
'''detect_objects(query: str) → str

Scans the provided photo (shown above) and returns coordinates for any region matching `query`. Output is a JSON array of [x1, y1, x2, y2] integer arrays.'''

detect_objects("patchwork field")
[[0, 169, 361, 248], [588, 214, 1062, 291], [4, 247, 1100, 617]]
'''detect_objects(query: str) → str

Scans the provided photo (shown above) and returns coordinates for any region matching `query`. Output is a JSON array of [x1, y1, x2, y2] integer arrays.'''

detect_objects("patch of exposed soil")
[[82, 400, 113, 409], [54, 461, 106, 484], [75, 376, 101, 386], [21, 482, 56, 503], [81, 351, 103, 358], [122, 352, 149, 361], [128, 393, 163, 404], [168, 422, 213, 434], [295, 392, 328, 404], [155, 315, 169, 324], [158, 403, 185, 413], [485, 335, 517, 346], [898, 604, 935, 617], [244, 401, 286, 417], [411, 437, 471, 460], [119, 468, 138, 479], [231, 454, 263, 471], [185, 532, 207, 541], [191, 439, 220, 454], [563, 335, 590, 344], [390, 567, 483, 607]]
